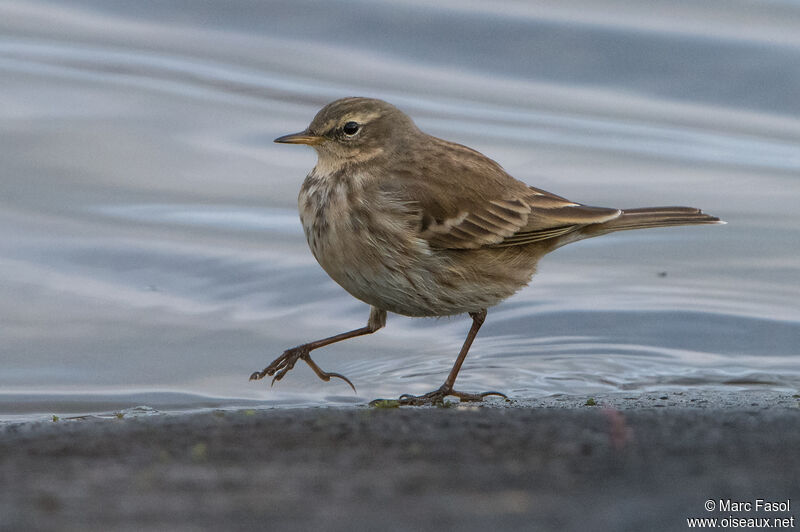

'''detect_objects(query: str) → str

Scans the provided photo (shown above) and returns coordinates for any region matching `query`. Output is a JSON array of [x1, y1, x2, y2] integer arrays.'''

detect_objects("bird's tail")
[[575, 206, 724, 241], [600, 206, 722, 231]]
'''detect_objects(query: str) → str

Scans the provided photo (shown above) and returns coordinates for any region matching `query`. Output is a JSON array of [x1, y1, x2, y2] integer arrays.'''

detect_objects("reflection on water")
[[1, 0, 799, 417]]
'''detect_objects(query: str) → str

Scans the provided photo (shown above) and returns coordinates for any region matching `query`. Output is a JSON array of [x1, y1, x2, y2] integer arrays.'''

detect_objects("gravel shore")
[[1, 390, 798, 531]]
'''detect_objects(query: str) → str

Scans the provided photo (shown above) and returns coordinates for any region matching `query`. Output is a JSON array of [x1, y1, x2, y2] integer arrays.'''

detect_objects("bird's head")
[[274, 97, 419, 166]]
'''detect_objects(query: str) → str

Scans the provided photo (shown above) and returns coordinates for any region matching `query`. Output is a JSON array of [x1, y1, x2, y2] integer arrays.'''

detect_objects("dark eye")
[[342, 121, 360, 136]]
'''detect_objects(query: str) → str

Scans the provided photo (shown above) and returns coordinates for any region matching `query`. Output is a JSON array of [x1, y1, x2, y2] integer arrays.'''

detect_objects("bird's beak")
[[274, 130, 324, 145]]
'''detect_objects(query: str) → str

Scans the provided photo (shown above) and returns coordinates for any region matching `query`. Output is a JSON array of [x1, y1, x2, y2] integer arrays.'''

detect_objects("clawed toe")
[[311, 369, 356, 392], [249, 346, 356, 393], [249, 348, 301, 382], [394, 386, 507, 406]]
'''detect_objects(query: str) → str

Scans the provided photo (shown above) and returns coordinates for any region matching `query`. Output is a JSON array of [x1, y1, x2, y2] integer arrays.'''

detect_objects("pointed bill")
[[274, 130, 324, 145]]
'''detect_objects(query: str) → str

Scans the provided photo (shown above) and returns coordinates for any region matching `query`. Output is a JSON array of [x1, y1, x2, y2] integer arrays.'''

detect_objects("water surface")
[[2, 0, 799, 418]]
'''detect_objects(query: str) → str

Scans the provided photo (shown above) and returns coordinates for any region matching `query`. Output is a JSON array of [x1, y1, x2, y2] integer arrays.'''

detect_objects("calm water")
[[2, 0, 799, 418]]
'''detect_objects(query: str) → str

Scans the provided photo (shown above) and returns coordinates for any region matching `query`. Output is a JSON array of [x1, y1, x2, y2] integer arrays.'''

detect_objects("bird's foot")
[[249, 345, 356, 392], [387, 385, 506, 406]]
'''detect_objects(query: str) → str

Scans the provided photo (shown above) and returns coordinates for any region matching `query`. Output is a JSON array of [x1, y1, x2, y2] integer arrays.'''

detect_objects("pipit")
[[250, 97, 723, 405]]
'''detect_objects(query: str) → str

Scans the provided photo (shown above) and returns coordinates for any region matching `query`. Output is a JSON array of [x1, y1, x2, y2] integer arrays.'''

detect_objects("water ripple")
[[2, 1, 799, 412], [93, 203, 302, 235], [2, 38, 800, 170]]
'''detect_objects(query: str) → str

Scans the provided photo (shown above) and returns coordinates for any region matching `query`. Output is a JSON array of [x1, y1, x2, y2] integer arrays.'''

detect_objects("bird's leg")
[[391, 309, 507, 406], [250, 307, 386, 392]]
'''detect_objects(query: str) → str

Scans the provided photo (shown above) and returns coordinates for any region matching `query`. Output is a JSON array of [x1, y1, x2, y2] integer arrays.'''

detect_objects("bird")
[[250, 97, 723, 405]]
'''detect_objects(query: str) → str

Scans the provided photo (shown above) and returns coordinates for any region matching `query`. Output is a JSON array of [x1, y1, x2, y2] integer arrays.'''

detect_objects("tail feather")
[[578, 206, 724, 239]]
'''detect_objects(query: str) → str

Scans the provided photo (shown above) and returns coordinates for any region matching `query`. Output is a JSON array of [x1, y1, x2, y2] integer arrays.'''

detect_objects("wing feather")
[[380, 134, 623, 250]]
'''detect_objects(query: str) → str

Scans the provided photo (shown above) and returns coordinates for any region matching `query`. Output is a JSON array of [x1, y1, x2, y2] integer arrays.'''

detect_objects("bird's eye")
[[342, 121, 360, 136]]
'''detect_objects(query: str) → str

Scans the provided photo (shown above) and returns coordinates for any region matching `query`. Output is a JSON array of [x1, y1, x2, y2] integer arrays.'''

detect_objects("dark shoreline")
[[2, 391, 799, 531]]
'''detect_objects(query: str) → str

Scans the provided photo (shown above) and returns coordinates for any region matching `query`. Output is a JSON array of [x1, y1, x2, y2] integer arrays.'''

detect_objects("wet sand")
[[1, 390, 799, 531]]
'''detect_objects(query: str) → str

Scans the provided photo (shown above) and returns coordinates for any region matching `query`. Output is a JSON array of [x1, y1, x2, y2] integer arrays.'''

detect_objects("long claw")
[[250, 345, 356, 393], [300, 353, 357, 394], [324, 372, 357, 393]]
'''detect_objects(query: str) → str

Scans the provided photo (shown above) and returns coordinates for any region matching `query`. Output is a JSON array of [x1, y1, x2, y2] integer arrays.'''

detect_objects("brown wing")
[[384, 135, 621, 250], [492, 189, 622, 247]]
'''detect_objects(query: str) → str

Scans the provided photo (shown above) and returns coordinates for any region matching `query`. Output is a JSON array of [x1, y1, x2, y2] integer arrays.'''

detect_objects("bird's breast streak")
[[298, 170, 460, 315]]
